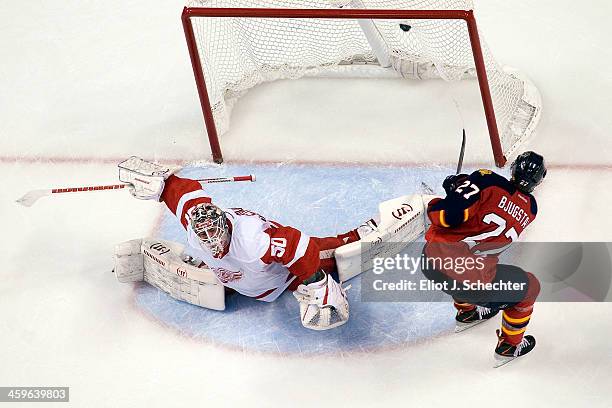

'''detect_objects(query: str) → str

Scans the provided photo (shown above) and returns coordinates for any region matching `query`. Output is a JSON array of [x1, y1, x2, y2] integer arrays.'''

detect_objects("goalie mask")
[[188, 203, 231, 258]]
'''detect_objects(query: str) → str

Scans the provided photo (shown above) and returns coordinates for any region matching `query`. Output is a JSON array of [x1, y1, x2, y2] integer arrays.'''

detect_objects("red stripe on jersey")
[[161, 175, 206, 214], [254, 288, 277, 300], [426, 198, 445, 228], [287, 240, 321, 282], [180, 197, 213, 228]]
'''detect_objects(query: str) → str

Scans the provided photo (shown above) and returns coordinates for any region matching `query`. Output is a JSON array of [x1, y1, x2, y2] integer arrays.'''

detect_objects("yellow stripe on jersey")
[[463, 208, 469, 222], [439, 210, 450, 227]]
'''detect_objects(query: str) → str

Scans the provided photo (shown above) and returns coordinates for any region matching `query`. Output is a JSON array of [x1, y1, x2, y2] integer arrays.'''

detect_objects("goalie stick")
[[16, 175, 256, 207]]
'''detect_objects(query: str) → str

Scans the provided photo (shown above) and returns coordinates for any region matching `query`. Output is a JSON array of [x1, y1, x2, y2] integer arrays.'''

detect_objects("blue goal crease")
[[134, 162, 496, 355]]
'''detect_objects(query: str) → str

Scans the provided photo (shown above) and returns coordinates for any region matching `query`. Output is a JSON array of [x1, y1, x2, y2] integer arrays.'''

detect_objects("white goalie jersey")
[[161, 175, 322, 302], [184, 208, 298, 301]]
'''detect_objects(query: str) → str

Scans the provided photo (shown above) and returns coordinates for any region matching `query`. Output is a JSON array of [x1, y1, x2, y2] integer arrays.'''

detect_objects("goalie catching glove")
[[118, 156, 176, 201], [293, 272, 351, 330]]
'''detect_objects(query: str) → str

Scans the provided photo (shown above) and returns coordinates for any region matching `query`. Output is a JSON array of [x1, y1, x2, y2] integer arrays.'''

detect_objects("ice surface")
[[143, 163, 461, 354], [2, 0, 612, 406]]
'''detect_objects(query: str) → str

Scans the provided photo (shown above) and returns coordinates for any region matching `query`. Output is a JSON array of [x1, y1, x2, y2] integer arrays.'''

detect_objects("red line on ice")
[[1, 155, 611, 171]]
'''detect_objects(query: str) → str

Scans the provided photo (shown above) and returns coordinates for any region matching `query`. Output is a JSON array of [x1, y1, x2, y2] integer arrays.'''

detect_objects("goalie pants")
[[421, 245, 540, 345], [287, 229, 360, 291]]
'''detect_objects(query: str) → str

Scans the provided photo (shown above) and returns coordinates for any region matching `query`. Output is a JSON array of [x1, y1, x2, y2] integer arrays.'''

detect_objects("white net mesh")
[[186, 0, 541, 160]]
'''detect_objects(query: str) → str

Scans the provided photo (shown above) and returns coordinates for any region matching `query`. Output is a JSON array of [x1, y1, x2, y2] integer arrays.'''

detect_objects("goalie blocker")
[[114, 194, 436, 312]]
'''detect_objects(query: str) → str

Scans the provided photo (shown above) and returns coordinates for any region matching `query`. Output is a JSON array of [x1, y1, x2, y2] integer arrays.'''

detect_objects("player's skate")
[[455, 306, 499, 333], [293, 273, 350, 330], [494, 330, 536, 368]]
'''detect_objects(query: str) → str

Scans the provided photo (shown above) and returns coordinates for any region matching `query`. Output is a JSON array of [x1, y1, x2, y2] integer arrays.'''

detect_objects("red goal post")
[[181, 5, 529, 167]]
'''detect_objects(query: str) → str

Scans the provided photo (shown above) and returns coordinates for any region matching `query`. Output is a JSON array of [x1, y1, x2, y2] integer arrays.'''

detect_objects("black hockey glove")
[[442, 174, 469, 195]]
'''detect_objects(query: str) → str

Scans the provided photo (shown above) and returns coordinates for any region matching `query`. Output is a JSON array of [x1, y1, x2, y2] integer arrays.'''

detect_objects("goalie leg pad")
[[114, 238, 225, 311], [114, 239, 145, 282], [334, 194, 433, 282], [293, 273, 350, 331]]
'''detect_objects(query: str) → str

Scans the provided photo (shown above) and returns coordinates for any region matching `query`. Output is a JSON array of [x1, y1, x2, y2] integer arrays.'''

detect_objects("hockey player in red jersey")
[[422, 151, 547, 366], [118, 157, 376, 330]]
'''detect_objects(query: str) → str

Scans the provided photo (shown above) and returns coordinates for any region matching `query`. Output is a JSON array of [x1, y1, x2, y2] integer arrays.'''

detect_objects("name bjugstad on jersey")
[[372, 279, 528, 292]]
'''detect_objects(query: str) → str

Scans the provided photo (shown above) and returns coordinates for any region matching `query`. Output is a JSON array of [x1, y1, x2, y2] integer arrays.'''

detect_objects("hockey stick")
[[419, 129, 466, 196], [16, 175, 256, 207], [456, 129, 466, 174]]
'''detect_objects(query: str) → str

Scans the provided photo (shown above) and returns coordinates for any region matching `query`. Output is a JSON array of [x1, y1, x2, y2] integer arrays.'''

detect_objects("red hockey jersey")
[[424, 169, 538, 281]]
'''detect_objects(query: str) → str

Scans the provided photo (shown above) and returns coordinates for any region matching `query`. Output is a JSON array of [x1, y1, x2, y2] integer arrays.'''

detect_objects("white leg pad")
[[335, 194, 435, 281], [114, 239, 145, 282], [114, 238, 226, 311]]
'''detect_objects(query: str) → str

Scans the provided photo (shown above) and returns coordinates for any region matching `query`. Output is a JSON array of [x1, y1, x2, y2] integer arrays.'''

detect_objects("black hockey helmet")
[[510, 151, 547, 193]]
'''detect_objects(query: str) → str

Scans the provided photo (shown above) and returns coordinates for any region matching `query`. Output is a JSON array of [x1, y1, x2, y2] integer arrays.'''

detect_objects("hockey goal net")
[[182, 0, 541, 166]]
